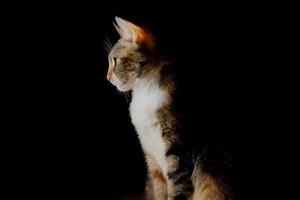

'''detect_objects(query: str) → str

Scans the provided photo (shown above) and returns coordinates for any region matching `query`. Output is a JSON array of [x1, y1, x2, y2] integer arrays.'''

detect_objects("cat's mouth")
[[110, 77, 134, 92], [110, 78, 135, 92], [116, 84, 131, 92], [110, 80, 131, 92]]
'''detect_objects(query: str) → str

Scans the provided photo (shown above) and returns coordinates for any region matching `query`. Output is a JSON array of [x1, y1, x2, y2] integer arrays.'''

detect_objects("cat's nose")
[[107, 73, 113, 81], [107, 67, 114, 81]]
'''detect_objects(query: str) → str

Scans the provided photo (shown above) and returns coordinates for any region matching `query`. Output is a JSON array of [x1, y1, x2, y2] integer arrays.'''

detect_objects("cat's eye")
[[113, 58, 117, 66]]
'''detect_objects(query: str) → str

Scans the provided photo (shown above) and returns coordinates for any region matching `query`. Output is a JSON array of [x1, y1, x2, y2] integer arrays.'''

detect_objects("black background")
[[6, 2, 291, 200]]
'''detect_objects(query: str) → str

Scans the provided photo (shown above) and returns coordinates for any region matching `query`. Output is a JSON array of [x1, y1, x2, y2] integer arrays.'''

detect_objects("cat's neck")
[[131, 72, 170, 112]]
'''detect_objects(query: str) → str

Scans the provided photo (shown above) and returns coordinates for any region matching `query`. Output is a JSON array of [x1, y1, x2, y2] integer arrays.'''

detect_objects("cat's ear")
[[113, 22, 122, 36], [114, 16, 155, 49]]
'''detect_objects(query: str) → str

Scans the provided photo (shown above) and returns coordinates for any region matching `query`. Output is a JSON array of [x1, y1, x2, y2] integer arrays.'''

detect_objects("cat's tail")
[[191, 160, 231, 200]]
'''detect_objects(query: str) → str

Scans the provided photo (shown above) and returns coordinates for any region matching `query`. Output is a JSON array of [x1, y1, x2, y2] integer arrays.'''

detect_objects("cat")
[[106, 17, 232, 200]]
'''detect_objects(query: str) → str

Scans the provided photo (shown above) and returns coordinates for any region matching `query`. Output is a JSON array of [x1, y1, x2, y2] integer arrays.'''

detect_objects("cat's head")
[[106, 17, 156, 92]]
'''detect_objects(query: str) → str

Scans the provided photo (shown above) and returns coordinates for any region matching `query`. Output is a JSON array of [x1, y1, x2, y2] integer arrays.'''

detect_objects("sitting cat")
[[106, 17, 232, 200]]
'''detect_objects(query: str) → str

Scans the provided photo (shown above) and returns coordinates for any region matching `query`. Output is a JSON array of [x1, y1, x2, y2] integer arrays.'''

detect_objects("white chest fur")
[[130, 79, 169, 176]]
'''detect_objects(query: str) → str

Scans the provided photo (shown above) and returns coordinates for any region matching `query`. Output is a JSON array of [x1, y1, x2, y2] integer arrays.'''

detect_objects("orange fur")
[[192, 173, 228, 200], [146, 154, 168, 200], [125, 22, 154, 49], [115, 17, 155, 49]]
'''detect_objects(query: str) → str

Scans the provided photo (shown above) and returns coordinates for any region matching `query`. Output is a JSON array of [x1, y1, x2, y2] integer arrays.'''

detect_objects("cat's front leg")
[[145, 154, 168, 200], [165, 151, 194, 200]]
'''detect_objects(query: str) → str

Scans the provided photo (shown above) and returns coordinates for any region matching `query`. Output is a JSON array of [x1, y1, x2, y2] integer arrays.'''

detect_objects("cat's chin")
[[116, 85, 131, 92]]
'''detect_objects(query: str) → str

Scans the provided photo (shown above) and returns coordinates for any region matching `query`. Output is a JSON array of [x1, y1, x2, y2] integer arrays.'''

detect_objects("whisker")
[[124, 92, 129, 103], [103, 41, 111, 50], [103, 46, 111, 54], [101, 37, 112, 55], [103, 40, 111, 49], [104, 36, 113, 49]]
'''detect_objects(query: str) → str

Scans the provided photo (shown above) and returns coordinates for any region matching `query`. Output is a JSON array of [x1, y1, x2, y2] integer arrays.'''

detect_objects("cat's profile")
[[106, 16, 232, 200]]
